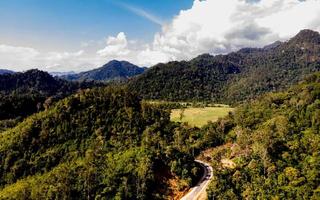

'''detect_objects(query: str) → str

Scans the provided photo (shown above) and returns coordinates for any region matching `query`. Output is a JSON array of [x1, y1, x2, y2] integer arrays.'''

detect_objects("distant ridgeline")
[[129, 29, 320, 104], [62, 60, 146, 81], [0, 69, 102, 122], [0, 69, 14, 75]]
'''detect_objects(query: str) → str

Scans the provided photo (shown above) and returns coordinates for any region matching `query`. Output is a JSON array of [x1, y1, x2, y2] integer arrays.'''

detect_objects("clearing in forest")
[[170, 106, 234, 127]]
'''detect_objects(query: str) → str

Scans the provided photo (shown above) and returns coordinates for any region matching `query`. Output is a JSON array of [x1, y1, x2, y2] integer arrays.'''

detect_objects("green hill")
[[63, 60, 146, 81], [0, 69, 102, 124], [202, 72, 320, 199], [129, 29, 320, 104], [0, 86, 199, 199]]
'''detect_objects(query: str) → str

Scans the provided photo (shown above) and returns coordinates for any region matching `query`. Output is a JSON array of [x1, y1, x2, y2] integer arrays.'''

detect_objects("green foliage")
[[207, 72, 320, 199], [129, 30, 320, 104], [0, 86, 198, 199], [0, 69, 103, 122]]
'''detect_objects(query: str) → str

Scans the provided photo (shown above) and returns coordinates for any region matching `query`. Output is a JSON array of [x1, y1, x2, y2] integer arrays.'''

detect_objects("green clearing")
[[170, 106, 234, 127]]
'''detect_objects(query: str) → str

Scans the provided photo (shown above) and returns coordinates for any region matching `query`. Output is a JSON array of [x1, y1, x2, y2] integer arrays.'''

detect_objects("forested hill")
[[129, 29, 320, 103], [0, 69, 103, 123], [0, 69, 101, 95], [63, 60, 146, 81], [206, 72, 320, 199], [0, 86, 199, 199], [0, 69, 14, 75]]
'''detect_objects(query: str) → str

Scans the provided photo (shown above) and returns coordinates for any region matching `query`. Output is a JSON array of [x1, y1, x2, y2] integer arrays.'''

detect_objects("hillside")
[[63, 60, 146, 81], [0, 69, 102, 124], [129, 29, 320, 104], [0, 69, 14, 75], [0, 86, 200, 199], [199, 72, 320, 199]]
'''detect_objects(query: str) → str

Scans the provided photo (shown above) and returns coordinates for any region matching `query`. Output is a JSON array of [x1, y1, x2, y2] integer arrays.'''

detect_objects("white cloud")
[[0, 45, 40, 61], [0, 44, 87, 72], [1, 0, 320, 71], [97, 32, 130, 57], [145, 0, 320, 63]]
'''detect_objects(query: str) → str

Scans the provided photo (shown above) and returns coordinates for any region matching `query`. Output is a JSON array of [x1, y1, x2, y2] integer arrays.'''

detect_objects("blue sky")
[[0, 0, 319, 72], [0, 0, 193, 51]]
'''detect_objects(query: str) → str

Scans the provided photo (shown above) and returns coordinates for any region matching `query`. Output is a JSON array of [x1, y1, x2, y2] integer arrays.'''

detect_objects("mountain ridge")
[[63, 60, 146, 81], [129, 29, 320, 103], [0, 69, 14, 75]]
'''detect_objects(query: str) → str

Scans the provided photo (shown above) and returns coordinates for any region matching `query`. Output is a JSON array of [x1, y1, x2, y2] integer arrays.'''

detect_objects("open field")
[[170, 106, 234, 127]]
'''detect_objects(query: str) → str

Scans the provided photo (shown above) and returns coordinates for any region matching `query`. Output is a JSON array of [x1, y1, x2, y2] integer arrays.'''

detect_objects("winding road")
[[180, 160, 213, 200]]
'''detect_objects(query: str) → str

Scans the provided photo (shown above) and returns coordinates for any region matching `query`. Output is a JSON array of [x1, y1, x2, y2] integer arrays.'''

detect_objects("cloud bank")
[[1, 0, 320, 71], [142, 0, 320, 62]]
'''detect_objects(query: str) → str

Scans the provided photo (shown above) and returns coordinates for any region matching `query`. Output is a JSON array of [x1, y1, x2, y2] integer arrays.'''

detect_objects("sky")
[[0, 0, 320, 72]]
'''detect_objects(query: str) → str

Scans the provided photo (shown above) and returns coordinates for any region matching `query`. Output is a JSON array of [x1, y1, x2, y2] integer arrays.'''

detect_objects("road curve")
[[180, 160, 213, 200]]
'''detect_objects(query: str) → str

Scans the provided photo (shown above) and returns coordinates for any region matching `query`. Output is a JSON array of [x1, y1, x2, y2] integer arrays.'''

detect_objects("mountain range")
[[62, 60, 146, 81], [0, 29, 319, 199], [129, 29, 320, 104]]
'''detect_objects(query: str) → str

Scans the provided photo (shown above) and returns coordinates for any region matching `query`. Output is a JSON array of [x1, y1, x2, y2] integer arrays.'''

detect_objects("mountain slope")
[[64, 60, 146, 81], [129, 29, 320, 103], [0, 86, 199, 199], [0, 69, 14, 75], [0, 69, 102, 121], [205, 72, 320, 199]]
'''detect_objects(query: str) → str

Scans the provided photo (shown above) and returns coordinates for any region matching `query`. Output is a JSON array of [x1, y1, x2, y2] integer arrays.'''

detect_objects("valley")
[[0, 29, 319, 200]]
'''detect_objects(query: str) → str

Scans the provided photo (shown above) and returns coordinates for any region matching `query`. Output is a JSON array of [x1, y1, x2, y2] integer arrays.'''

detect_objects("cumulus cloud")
[[97, 32, 130, 57], [0, 44, 88, 72], [96, 32, 142, 65], [145, 0, 320, 62], [1, 0, 320, 70], [98, 0, 320, 67]]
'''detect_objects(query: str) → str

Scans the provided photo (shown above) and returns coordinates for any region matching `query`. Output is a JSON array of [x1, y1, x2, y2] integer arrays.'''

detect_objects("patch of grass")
[[170, 106, 234, 127]]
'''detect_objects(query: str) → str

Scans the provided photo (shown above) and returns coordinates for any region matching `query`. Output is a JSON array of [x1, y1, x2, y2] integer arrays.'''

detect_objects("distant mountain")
[[49, 71, 76, 77], [63, 60, 146, 81], [0, 69, 103, 121], [129, 29, 320, 104], [0, 69, 14, 75]]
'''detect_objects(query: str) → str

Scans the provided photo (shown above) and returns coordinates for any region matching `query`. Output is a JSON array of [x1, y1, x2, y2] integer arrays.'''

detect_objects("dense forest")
[[202, 72, 320, 199], [129, 29, 320, 104], [0, 69, 103, 130], [0, 86, 201, 199]]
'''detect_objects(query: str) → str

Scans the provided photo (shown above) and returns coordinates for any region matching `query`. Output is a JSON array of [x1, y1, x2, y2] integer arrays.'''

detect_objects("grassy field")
[[170, 106, 234, 127]]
